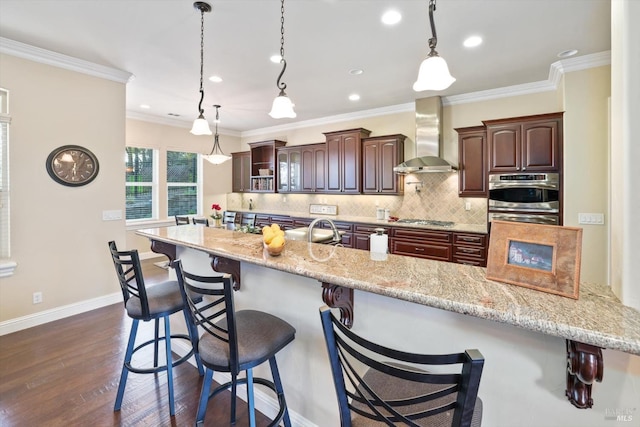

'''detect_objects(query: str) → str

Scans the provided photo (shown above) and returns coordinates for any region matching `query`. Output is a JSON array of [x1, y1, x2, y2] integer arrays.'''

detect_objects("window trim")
[[125, 147, 158, 222], [0, 87, 16, 276]]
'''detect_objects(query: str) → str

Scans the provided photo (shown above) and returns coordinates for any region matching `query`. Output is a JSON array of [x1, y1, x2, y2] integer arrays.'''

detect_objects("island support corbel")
[[566, 339, 604, 409], [321, 283, 354, 328]]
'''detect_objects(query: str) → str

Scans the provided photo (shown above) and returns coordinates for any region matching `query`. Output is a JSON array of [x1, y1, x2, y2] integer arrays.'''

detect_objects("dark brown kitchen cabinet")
[[453, 232, 488, 267], [353, 224, 391, 251], [248, 140, 286, 192], [456, 126, 487, 197], [362, 134, 405, 195], [390, 227, 452, 262], [232, 151, 251, 193], [277, 147, 302, 193], [323, 128, 371, 194], [319, 220, 354, 248], [484, 112, 563, 173], [301, 143, 326, 192]]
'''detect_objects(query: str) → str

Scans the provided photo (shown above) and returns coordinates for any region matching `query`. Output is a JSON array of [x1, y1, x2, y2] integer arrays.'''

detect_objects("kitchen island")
[[137, 225, 640, 427]]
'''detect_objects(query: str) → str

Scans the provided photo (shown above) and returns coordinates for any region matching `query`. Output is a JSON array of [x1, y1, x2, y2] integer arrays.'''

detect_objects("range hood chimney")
[[394, 96, 455, 174]]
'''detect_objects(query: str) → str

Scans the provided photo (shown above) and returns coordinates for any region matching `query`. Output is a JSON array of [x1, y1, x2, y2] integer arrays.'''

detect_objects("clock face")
[[46, 145, 99, 187]]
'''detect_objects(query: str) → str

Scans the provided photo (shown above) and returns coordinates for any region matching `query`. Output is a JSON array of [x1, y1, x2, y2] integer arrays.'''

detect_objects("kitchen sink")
[[395, 219, 455, 227], [284, 227, 344, 243]]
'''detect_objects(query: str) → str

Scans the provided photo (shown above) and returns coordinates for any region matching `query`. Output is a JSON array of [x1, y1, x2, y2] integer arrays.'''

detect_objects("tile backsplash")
[[227, 172, 487, 225]]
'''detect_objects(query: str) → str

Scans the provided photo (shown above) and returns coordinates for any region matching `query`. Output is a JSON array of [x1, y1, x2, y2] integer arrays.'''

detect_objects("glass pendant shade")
[[269, 91, 297, 119], [203, 153, 231, 165], [190, 114, 212, 135], [413, 54, 456, 92]]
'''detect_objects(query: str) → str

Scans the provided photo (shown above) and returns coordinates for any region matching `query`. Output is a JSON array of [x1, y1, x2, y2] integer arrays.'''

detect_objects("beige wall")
[[562, 66, 611, 286], [0, 54, 126, 322]]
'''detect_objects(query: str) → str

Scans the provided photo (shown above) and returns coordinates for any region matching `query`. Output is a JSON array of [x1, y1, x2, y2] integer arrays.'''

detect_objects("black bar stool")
[[175, 215, 191, 225], [108, 241, 203, 416], [174, 259, 295, 427], [319, 305, 484, 427]]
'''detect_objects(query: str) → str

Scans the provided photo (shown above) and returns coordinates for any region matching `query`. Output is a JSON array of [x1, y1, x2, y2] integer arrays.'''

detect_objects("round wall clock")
[[46, 145, 100, 187]]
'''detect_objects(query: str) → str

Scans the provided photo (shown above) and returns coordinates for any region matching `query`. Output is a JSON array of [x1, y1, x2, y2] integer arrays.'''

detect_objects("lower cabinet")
[[353, 224, 391, 251], [452, 232, 488, 266], [390, 228, 452, 262]]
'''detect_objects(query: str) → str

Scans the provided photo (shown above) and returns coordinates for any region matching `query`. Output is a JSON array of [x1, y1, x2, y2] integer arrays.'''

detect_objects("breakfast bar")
[[137, 225, 640, 426]]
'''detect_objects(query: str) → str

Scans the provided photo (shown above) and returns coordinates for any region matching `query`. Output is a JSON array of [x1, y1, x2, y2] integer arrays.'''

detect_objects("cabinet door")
[[232, 152, 250, 192], [342, 134, 361, 193], [301, 148, 314, 192], [289, 150, 302, 191], [457, 128, 487, 197], [314, 146, 326, 192], [277, 151, 289, 192], [326, 135, 342, 192], [488, 124, 520, 172], [362, 141, 379, 193], [379, 140, 400, 193], [522, 120, 559, 171]]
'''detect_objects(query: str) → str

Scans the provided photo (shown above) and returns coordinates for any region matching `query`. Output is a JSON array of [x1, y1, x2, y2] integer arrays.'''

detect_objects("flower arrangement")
[[210, 203, 222, 220]]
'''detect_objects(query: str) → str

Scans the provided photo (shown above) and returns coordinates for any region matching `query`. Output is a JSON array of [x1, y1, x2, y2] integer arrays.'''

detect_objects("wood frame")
[[486, 221, 582, 299]]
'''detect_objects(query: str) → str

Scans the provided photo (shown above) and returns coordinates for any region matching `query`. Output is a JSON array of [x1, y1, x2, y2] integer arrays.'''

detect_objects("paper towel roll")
[[370, 232, 388, 254]]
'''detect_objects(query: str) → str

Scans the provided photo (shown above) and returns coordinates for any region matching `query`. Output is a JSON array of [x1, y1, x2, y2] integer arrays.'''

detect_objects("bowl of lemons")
[[262, 224, 286, 256]]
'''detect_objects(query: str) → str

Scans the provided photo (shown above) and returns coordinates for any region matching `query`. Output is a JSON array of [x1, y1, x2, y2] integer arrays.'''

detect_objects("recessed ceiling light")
[[270, 54, 282, 63], [557, 49, 578, 58], [349, 69, 364, 76], [463, 36, 482, 48], [381, 10, 402, 26], [208, 75, 223, 83], [348, 94, 360, 101], [140, 104, 151, 109]]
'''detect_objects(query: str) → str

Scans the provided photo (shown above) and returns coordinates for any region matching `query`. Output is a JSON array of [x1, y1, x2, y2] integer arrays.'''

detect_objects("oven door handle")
[[489, 182, 559, 190], [489, 213, 559, 225]]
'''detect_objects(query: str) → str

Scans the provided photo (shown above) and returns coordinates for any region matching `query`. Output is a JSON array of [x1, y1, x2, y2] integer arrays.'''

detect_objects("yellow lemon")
[[269, 235, 285, 249], [262, 225, 272, 235], [270, 223, 281, 232]]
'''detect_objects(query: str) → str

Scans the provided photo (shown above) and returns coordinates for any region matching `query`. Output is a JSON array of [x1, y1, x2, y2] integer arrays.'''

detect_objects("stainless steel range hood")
[[394, 96, 456, 174]]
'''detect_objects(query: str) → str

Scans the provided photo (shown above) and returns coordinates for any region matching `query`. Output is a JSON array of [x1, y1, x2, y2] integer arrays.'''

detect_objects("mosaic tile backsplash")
[[227, 173, 487, 225]]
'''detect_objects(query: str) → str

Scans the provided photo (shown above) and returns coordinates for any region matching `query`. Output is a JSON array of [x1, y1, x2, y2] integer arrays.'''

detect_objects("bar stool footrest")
[[124, 333, 194, 375]]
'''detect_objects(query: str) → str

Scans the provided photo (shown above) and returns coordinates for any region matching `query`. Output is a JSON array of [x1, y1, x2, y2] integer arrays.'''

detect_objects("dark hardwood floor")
[[0, 260, 273, 426]]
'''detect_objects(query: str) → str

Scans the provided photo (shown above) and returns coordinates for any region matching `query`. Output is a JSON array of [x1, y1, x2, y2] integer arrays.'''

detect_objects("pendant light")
[[413, 0, 456, 92], [269, 0, 296, 119], [203, 105, 231, 165], [190, 2, 213, 135]]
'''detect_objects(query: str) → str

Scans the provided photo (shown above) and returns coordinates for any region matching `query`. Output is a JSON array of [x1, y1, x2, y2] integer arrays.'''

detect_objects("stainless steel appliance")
[[488, 172, 561, 225]]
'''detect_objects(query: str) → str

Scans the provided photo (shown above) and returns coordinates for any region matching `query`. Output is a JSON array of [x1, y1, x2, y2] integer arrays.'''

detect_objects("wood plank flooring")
[[0, 260, 273, 426]]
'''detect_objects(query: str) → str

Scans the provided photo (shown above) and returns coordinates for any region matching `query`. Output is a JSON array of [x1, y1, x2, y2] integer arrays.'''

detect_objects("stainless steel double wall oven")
[[488, 172, 561, 225]]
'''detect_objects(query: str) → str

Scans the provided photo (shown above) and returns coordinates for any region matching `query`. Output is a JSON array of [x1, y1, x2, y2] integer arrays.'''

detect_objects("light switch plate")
[[578, 213, 604, 225], [102, 210, 123, 221], [309, 204, 338, 215]]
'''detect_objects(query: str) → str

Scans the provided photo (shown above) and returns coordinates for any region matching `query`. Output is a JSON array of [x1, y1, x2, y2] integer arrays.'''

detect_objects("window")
[[167, 151, 200, 216], [125, 147, 157, 220], [0, 88, 11, 260]]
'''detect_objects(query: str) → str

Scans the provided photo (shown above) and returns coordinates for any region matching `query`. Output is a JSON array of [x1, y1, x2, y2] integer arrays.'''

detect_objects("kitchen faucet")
[[308, 218, 341, 244]]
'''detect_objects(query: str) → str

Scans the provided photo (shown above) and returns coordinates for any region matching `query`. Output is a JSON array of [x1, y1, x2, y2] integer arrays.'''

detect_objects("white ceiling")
[[0, 0, 611, 133]]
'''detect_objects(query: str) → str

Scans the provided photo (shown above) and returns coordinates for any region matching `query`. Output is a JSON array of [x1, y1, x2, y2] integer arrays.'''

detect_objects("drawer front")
[[453, 233, 487, 247], [270, 215, 293, 229], [392, 227, 452, 243], [292, 217, 313, 227], [255, 214, 271, 228], [390, 239, 451, 262], [354, 224, 391, 234], [453, 246, 485, 259], [320, 221, 353, 232], [453, 256, 486, 267]]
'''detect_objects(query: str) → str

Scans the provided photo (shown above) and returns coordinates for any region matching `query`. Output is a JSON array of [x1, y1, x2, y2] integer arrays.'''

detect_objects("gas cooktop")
[[395, 219, 455, 227]]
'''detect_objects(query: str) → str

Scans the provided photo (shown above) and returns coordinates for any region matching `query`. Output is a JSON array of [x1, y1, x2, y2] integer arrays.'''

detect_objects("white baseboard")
[[172, 340, 317, 427], [0, 292, 122, 336]]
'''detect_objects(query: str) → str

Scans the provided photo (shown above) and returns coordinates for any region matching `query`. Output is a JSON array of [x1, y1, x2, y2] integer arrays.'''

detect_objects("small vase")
[[215, 218, 222, 227]]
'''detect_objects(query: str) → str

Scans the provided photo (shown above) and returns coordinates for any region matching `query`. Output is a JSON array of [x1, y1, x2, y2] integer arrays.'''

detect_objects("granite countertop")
[[137, 226, 640, 356], [234, 209, 489, 234]]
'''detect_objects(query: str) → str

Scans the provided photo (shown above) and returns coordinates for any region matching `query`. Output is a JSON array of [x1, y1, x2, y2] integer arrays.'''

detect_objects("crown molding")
[[0, 37, 133, 84], [127, 111, 241, 138], [241, 102, 414, 138]]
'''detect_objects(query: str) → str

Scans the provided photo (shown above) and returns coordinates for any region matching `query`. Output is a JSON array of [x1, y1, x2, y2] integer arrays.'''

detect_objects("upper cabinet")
[[301, 143, 326, 192], [248, 140, 286, 192], [456, 126, 487, 197], [277, 147, 302, 192], [323, 128, 371, 193], [362, 134, 405, 195], [484, 112, 563, 173], [231, 151, 251, 193]]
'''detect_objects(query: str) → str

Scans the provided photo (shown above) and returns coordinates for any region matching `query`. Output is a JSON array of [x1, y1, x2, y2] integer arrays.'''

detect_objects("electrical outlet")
[[33, 292, 43, 304], [465, 202, 471, 211]]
